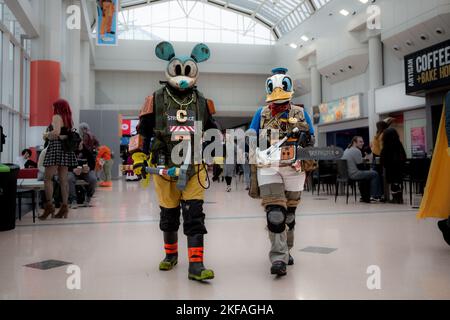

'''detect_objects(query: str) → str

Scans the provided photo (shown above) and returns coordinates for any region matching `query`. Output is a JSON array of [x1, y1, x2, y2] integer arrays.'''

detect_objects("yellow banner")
[[417, 92, 450, 219]]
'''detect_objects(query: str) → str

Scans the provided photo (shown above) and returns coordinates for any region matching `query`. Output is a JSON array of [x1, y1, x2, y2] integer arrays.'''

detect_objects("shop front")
[[314, 94, 369, 150], [375, 82, 427, 158], [405, 39, 450, 151]]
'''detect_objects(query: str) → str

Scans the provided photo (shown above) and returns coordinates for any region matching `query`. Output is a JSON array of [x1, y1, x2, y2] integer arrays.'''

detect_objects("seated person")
[[342, 136, 382, 203], [37, 148, 47, 181], [68, 142, 97, 208], [16, 148, 38, 169]]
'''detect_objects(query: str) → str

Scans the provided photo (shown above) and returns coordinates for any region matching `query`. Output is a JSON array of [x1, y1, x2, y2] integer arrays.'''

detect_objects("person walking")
[[96, 145, 113, 187], [39, 99, 78, 220]]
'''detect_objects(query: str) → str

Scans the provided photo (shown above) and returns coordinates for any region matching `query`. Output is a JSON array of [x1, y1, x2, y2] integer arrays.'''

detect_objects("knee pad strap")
[[286, 207, 296, 230]]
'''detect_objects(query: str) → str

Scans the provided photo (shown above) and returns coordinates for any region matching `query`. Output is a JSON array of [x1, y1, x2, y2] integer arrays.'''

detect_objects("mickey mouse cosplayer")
[[132, 42, 218, 281], [249, 67, 315, 277]]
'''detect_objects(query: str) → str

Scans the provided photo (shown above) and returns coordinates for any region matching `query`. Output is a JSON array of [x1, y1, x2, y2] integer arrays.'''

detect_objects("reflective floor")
[[1, 177, 449, 300]]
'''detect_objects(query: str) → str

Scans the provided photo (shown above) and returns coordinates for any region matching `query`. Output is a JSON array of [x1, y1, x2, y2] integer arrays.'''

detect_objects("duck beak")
[[266, 87, 293, 103]]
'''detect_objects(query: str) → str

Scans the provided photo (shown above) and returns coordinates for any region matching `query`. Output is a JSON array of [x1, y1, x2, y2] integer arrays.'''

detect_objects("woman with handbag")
[[39, 99, 78, 220]]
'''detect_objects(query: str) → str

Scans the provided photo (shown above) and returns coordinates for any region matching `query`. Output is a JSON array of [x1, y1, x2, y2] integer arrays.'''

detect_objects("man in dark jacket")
[[68, 141, 97, 208]]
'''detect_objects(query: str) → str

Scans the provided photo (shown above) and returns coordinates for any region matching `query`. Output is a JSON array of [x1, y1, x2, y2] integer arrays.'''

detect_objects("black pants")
[[159, 200, 207, 236]]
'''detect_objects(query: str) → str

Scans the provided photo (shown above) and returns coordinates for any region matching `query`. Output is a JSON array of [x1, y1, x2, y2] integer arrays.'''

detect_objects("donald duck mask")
[[265, 67, 294, 104]]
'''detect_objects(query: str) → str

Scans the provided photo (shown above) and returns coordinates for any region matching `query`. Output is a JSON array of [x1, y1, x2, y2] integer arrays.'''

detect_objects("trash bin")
[[0, 164, 19, 231]]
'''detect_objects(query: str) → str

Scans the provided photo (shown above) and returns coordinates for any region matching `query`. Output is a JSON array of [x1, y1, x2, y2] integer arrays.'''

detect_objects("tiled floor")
[[1, 178, 449, 299]]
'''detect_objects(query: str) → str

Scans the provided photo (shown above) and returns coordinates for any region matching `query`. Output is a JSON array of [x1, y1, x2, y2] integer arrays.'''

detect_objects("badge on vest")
[[167, 109, 196, 141]]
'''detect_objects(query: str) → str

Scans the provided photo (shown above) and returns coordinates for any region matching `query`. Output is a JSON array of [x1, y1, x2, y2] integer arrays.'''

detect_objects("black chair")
[[17, 189, 37, 223], [335, 159, 358, 204], [405, 158, 431, 205], [314, 160, 337, 195]]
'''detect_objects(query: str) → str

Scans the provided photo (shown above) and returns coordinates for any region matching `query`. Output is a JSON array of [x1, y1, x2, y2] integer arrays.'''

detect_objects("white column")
[[308, 54, 321, 146], [89, 70, 96, 108], [64, 0, 81, 128], [28, 0, 63, 148], [30, 0, 62, 61], [80, 40, 90, 109], [368, 33, 383, 140]]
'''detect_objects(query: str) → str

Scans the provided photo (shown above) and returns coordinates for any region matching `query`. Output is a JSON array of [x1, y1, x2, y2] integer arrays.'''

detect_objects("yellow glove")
[[132, 152, 152, 188], [132, 152, 148, 177]]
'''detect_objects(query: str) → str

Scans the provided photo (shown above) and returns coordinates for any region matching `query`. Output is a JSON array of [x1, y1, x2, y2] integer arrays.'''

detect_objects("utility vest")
[[151, 85, 208, 168], [260, 104, 310, 140]]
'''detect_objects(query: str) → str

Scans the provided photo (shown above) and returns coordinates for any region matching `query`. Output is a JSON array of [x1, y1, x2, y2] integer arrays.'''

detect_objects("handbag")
[[62, 129, 82, 153]]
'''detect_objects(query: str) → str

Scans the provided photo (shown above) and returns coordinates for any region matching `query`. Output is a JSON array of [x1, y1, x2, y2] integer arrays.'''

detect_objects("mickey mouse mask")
[[155, 41, 210, 91]]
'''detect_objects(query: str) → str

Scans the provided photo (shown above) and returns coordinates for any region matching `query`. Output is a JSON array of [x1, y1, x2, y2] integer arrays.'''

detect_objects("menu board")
[[316, 95, 361, 124]]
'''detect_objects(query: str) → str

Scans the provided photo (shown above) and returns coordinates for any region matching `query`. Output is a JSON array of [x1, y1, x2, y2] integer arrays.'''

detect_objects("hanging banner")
[[316, 94, 361, 124], [417, 92, 450, 220], [96, 0, 119, 46], [405, 39, 450, 96]]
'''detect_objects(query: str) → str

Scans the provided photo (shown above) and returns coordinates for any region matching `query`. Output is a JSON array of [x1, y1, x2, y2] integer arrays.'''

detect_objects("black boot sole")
[[438, 220, 450, 246], [270, 266, 287, 276]]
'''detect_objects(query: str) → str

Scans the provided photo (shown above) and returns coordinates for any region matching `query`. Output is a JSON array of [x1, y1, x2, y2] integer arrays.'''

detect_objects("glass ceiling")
[[116, 2, 276, 45], [119, 0, 334, 39]]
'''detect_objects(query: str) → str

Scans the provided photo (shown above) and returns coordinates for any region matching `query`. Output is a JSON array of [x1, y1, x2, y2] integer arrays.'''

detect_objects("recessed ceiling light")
[[301, 35, 309, 42], [359, 0, 369, 4], [289, 43, 298, 49], [340, 9, 350, 16]]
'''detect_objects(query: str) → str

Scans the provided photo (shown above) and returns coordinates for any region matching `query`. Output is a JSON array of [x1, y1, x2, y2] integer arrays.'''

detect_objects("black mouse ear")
[[155, 41, 175, 61], [191, 43, 210, 63]]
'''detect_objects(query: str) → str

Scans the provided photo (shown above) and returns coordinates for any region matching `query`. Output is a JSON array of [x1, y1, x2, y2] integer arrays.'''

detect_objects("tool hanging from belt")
[[256, 128, 344, 168]]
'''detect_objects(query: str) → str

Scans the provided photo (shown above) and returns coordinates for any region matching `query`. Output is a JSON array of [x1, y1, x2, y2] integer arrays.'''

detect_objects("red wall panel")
[[30, 60, 60, 126]]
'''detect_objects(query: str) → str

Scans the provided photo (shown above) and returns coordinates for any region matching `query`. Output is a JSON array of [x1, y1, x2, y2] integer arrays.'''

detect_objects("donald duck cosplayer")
[[249, 67, 315, 276], [133, 42, 218, 281]]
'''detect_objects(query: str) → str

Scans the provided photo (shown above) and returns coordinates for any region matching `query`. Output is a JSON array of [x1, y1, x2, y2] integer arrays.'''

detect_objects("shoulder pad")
[[139, 96, 153, 117], [261, 106, 271, 117], [206, 99, 216, 115], [290, 104, 303, 111]]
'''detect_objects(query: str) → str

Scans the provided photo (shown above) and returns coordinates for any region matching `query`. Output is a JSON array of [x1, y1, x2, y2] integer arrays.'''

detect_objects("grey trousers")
[[268, 210, 295, 264], [68, 171, 97, 202]]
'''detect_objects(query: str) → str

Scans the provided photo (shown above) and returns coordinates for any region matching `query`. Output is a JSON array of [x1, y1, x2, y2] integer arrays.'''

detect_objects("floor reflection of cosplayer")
[[249, 67, 315, 277], [133, 41, 218, 281]]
